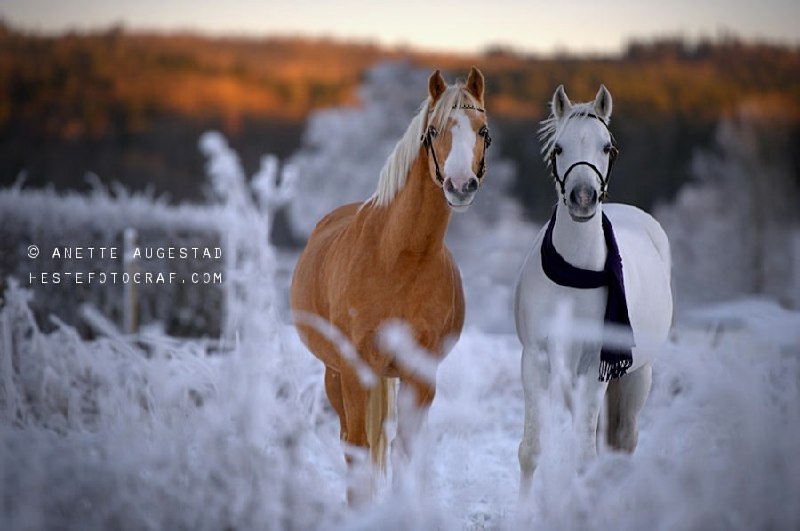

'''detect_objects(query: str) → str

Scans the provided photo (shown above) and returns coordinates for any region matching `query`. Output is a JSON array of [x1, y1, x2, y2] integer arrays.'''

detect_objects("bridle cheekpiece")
[[421, 103, 491, 186], [550, 113, 619, 203]]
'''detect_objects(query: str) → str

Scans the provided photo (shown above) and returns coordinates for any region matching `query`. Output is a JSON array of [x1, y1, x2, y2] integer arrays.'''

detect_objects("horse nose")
[[463, 177, 479, 194], [569, 185, 597, 208], [444, 177, 478, 195]]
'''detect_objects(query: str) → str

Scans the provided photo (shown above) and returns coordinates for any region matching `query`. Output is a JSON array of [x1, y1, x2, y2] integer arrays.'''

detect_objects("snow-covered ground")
[[2, 273, 798, 529]]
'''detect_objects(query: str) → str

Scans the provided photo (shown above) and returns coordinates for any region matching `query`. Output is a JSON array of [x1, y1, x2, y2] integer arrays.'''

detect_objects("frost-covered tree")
[[287, 62, 429, 236], [199, 131, 296, 341], [657, 103, 800, 309]]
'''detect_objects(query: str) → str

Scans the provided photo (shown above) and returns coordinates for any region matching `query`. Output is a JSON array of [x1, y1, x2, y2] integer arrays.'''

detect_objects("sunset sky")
[[3, 0, 799, 55]]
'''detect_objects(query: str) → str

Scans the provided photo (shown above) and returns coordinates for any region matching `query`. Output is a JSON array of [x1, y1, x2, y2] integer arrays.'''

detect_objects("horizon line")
[[3, 18, 799, 59]]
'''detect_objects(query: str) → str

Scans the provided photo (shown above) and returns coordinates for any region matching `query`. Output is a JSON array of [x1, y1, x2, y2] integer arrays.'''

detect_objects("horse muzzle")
[[444, 176, 478, 211], [567, 182, 598, 222]]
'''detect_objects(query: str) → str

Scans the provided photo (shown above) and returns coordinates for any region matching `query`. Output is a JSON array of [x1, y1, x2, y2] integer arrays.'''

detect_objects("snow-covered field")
[[2, 278, 798, 530]]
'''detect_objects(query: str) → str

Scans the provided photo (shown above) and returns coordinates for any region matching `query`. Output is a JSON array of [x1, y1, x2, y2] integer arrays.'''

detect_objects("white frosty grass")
[[2, 278, 798, 529]]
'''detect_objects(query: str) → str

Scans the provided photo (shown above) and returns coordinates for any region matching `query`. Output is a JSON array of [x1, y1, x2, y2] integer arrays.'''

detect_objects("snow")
[[2, 278, 798, 529]]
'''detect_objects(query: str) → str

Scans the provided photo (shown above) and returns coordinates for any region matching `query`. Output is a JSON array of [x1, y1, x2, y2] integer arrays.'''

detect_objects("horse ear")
[[552, 85, 571, 119], [594, 84, 613, 119], [465, 66, 484, 103], [429, 69, 447, 104]]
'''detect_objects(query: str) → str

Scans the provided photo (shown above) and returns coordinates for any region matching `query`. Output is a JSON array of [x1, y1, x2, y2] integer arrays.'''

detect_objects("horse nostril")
[[464, 178, 478, 193], [569, 189, 578, 205], [570, 186, 597, 207], [444, 179, 456, 192]]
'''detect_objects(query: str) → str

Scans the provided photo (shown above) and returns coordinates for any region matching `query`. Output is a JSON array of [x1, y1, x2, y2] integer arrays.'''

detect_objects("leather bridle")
[[550, 113, 618, 203], [421, 104, 492, 186]]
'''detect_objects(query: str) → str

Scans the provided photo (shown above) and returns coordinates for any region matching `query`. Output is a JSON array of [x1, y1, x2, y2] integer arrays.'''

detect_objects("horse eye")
[[554, 144, 563, 155], [429, 126, 438, 138], [603, 143, 612, 154]]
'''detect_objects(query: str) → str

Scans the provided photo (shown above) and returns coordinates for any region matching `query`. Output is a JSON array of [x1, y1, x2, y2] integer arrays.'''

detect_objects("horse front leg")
[[338, 367, 372, 505], [324, 366, 347, 439], [392, 377, 434, 467], [519, 345, 549, 495], [387, 327, 439, 468], [573, 374, 607, 466], [606, 363, 652, 452]]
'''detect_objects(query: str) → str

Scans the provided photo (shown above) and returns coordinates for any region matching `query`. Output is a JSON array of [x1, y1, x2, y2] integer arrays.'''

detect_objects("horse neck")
[[375, 150, 451, 263], [552, 202, 607, 271]]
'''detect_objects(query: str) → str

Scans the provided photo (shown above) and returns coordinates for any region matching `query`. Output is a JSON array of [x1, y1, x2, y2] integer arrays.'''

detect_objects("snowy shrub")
[[0, 181, 224, 337], [197, 129, 297, 342], [0, 138, 338, 528], [287, 62, 431, 238], [0, 280, 338, 530], [0, 133, 297, 338]]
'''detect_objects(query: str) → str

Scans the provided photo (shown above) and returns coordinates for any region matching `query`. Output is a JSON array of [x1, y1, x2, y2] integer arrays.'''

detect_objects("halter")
[[421, 104, 492, 186], [549, 113, 618, 203]]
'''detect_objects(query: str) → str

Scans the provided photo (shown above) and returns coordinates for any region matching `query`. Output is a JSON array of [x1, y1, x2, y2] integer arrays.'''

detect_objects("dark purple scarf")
[[540, 208, 633, 381]]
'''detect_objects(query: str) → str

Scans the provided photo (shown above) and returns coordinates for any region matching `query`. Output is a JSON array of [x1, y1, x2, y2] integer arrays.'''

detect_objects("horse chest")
[[331, 252, 462, 342], [516, 258, 607, 344]]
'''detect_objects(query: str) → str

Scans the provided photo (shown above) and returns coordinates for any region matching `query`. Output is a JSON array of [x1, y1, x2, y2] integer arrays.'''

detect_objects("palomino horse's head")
[[541, 84, 618, 222], [422, 68, 491, 211]]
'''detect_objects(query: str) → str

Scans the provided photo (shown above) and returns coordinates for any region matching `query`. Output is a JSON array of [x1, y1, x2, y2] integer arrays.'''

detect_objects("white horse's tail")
[[366, 376, 396, 472]]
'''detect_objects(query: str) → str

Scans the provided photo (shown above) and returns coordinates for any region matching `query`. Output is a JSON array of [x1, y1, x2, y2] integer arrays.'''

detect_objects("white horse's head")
[[541, 84, 618, 222]]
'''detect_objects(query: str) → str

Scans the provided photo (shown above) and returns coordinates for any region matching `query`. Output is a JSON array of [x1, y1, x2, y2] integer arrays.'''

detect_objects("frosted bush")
[[198, 129, 297, 342], [0, 279, 339, 530], [287, 62, 430, 237], [0, 181, 224, 336]]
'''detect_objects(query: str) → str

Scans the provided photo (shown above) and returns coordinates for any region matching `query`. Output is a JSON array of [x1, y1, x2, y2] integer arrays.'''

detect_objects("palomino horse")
[[290, 68, 490, 500], [514, 85, 672, 492]]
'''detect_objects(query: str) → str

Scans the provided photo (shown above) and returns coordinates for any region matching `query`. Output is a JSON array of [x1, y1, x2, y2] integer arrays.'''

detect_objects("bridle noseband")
[[421, 104, 492, 186], [550, 113, 619, 203]]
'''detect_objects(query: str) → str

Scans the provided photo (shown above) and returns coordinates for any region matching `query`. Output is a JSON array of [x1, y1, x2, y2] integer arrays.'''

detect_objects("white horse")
[[514, 84, 673, 492]]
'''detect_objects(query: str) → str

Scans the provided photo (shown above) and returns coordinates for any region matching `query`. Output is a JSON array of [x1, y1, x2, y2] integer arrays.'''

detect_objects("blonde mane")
[[369, 83, 476, 207], [539, 102, 610, 165]]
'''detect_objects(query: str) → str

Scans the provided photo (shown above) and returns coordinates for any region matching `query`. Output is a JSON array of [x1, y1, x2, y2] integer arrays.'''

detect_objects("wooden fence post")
[[123, 228, 138, 334]]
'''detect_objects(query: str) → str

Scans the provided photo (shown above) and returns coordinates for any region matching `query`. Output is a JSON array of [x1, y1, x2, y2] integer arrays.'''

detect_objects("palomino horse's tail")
[[366, 376, 396, 472]]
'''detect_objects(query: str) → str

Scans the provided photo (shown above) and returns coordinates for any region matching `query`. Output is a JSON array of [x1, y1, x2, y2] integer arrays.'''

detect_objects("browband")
[[455, 103, 485, 113]]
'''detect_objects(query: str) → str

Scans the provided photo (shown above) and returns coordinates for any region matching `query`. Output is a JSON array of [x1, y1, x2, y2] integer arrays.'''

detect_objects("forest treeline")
[[1, 20, 798, 216]]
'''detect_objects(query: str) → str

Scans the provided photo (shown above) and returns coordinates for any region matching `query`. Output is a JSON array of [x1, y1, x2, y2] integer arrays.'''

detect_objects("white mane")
[[368, 83, 474, 207], [538, 101, 611, 165]]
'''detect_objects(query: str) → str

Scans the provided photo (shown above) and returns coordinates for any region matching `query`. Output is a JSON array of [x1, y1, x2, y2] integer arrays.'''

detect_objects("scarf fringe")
[[598, 359, 632, 382]]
